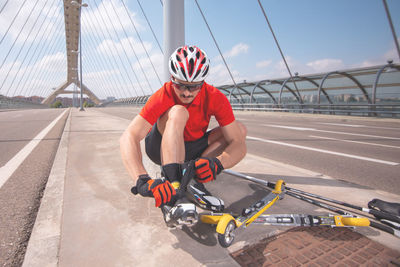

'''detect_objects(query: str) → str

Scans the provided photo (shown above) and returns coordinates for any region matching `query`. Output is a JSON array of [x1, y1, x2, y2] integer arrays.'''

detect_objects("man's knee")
[[166, 105, 189, 123], [158, 105, 189, 134]]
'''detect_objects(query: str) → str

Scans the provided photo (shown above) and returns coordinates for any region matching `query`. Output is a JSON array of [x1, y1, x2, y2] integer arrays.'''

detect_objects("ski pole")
[[285, 188, 400, 238], [223, 169, 400, 224], [285, 186, 400, 224], [223, 169, 400, 238]]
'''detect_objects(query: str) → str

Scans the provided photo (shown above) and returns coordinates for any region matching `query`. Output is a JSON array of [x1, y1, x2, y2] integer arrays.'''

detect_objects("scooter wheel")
[[218, 220, 236, 247]]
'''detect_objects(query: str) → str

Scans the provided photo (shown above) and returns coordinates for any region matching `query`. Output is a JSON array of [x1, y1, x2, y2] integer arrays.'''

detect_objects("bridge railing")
[[229, 103, 400, 118], [0, 95, 45, 109]]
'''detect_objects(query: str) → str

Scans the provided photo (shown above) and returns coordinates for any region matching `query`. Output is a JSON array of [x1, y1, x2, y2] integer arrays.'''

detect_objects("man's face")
[[171, 77, 203, 104]]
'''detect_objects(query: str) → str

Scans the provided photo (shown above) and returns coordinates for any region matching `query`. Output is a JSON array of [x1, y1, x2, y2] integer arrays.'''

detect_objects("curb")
[[22, 108, 71, 267]]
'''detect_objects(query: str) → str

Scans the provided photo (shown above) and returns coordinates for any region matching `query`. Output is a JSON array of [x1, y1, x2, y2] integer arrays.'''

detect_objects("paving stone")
[[315, 259, 330, 267], [294, 254, 309, 264], [230, 227, 400, 266], [282, 258, 300, 267], [337, 247, 352, 257]]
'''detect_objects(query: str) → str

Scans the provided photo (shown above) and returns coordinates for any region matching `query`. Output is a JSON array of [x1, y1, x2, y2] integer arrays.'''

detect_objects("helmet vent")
[[203, 65, 209, 77], [188, 58, 194, 76], [170, 61, 177, 73], [193, 69, 201, 80], [180, 67, 187, 80]]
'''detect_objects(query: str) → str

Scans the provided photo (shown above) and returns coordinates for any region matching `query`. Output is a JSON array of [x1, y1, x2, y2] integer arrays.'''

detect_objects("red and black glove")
[[133, 174, 176, 207], [194, 157, 224, 183]]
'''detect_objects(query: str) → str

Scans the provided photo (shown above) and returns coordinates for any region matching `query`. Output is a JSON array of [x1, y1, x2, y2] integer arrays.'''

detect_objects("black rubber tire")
[[217, 220, 236, 247]]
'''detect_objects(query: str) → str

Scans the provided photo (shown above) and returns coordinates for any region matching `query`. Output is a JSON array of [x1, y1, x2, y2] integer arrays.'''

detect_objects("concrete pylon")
[[42, 81, 101, 105], [43, 1, 101, 105], [163, 0, 184, 82]]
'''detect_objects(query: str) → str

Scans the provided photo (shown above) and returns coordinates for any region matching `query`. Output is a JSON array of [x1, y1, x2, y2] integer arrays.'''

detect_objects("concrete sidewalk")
[[23, 108, 400, 266]]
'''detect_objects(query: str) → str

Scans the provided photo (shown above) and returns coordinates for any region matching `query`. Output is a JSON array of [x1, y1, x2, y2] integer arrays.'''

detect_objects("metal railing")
[[230, 103, 400, 117]]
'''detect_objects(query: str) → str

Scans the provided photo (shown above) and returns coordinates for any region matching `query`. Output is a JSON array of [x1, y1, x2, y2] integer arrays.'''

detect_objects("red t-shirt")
[[139, 81, 235, 141]]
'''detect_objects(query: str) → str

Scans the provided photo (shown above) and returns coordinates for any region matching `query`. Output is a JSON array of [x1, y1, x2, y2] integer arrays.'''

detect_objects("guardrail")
[[0, 96, 45, 109], [230, 103, 400, 117]]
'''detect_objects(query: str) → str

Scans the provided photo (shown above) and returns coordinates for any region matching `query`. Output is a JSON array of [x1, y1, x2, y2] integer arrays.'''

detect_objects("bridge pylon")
[[42, 1, 101, 106], [42, 81, 100, 105]]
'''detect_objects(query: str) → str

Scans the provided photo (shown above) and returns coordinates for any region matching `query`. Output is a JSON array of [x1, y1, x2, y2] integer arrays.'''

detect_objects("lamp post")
[[71, 0, 88, 111]]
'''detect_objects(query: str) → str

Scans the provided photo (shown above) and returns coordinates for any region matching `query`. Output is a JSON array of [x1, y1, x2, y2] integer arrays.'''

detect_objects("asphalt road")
[[0, 108, 67, 267], [100, 107, 400, 195]]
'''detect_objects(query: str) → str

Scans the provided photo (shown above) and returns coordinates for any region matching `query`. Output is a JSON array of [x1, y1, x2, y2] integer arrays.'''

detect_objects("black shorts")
[[145, 122, 210, 165]]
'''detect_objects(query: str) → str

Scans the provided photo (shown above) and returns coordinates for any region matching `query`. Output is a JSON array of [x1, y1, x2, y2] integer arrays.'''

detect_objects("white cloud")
[[224, 43, 249, 58], [306, 58, 344, 73], [96, 37, 153, 58], [213, 43, 250, 62], [256, 60, 272, 68]]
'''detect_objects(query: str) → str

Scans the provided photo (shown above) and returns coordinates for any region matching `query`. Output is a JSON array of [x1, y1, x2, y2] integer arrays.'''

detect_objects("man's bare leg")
[[156, 105, 189, 165]]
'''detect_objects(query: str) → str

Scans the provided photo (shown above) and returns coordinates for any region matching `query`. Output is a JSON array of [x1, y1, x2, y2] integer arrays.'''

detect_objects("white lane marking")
[[264, 124, 400, 140], [247, 135, 399, 166], [310, 135, 400, 149], [318, 122, 400, 130], [318, 123, 363, 127], [0, 110, 68, 190]]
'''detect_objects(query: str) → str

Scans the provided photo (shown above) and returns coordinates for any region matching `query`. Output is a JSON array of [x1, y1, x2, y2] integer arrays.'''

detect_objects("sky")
[[0, 0, 399, 98]]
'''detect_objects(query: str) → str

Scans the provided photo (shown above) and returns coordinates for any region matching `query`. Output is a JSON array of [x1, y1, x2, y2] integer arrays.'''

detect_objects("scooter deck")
[[200, 180, 285, 233]]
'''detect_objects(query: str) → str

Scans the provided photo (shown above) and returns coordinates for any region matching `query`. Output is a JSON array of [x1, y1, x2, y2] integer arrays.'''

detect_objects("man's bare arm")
[[217, 120, 247, 169], [120, 115, 152, 183]]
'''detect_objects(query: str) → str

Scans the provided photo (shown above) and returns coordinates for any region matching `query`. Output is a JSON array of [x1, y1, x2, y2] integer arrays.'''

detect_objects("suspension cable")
[[83, 22, 123, 99], [85, 5, 130, 98], [257, 0, 303, 104], [382, 0, 400, 62], [1, 0, 51, 95], [30, 28, 64, 97], [91, 0, 140, 97], [89, 2, 136, 97], [194, 0, 237, 87], [23, 13, 64, 97], [88, 22, 126, 99], [4, 0, 57, 96], [18, 12, 64, 97], [30, 30, 67, 97], [39, 49, 65, 97], [109, 0, 154, 93], [96, 0, 147, 96], [80, 50, 110, 99], [120, 0, 163, 87], [0, 0, 40, 70], [15, 2, 61, 96], [0, 0, 29, 45], [84, 25, 125, 99], [136, 0, 163, 54], [0, 0, 10, 15]]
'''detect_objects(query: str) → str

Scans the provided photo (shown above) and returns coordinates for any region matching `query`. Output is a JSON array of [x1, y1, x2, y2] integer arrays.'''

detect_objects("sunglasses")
[[171, 79, 203, 92]]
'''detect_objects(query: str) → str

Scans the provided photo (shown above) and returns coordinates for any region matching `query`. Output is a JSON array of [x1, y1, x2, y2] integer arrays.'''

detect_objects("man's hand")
[[134, 174, 176, 207], [194, 157, 224, 183]]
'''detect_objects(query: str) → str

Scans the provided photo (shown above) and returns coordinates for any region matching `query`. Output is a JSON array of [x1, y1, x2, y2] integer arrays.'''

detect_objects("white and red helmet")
[[169, 45, 210, 83]]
